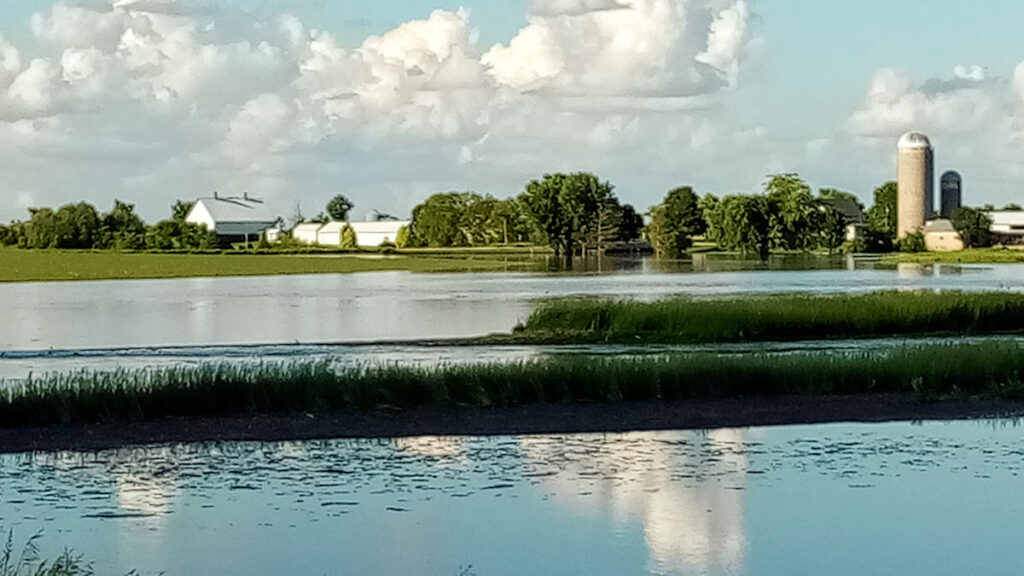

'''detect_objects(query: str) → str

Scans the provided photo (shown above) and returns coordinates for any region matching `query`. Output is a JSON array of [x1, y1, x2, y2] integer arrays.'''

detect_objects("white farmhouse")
[[186, 194, 278, 246]]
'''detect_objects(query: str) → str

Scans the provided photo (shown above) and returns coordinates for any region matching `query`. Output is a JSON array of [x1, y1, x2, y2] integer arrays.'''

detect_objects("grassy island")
[[509, 291, 1024, 344], [4, 341, 1024, 429]]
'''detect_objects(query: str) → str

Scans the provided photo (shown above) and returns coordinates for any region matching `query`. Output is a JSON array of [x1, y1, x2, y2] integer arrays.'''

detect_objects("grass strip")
[[0, 250, 542, 282], [4, 342, 1024, 428], [515, 291, 1024, 344]]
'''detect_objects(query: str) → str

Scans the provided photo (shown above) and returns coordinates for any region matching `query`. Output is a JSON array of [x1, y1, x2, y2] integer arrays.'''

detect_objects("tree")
[[410, 192, 476, 247], [765, 174, 816, 252], [951, 207, 993, 248], [53, 203, 101, 249], [519, 172, 616, 264], [899, 230, 926, 253], [172, 201, 194, 224], [618, 204, 644, 242], [98, 200, 146, 250], [864, 182, 898, 253], [395, 225, 411, 248], [326, 195, 354, 221], [711, 195, 773, 260], [647, 186, 706, 258], [339, 224, 358, 250], [1004, 203, 1023, 211], [816, 203, 847, 254]]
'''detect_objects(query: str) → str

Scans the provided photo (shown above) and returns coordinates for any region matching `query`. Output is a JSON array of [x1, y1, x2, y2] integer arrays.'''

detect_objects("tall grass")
[[4, 341, 1024, 428], [0, 530, 93, 576], [517, 291, 1024, 343]]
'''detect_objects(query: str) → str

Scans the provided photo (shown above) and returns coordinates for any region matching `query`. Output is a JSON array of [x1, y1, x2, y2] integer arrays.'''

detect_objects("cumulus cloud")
[[483, 0, 752, 97], [846, 67, 1001, 139], [0, 0, 760, 222]]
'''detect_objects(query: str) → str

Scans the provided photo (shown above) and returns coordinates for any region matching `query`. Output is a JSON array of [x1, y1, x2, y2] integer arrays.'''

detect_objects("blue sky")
[[0, 0, 1022, 221]]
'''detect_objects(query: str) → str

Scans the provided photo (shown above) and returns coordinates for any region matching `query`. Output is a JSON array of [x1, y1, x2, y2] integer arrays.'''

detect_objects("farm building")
[[291, 223, 324, 244], [350, 220, 410, 246], [989, 211, 1024, 243], [186, 194, 278, 246]]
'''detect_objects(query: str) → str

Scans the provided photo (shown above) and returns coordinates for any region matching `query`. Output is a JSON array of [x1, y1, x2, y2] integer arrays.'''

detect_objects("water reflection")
[[4, 422, 1024, 575], [521, 430, 747, 575]]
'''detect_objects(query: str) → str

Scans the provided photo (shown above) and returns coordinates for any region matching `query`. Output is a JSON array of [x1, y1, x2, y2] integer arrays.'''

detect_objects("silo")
[[940, 171, 962, 219], [897, 132, 934, 239]]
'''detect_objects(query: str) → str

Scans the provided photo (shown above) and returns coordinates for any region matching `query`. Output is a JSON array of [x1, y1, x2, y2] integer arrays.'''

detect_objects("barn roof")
[[196, 196, 276, 224]]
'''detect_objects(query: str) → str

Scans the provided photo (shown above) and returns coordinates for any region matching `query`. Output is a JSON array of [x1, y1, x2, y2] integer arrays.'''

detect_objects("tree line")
[[0, 200, 217, 251], [404, 173, 644, 263]]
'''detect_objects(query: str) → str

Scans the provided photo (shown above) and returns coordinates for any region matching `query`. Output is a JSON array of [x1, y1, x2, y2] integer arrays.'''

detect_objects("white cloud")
[[846, 67, 1000, 139], [0, 0, 761, 222]]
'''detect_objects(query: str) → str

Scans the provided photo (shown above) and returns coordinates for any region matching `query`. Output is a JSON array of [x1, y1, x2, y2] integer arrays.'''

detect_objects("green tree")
[[23, 208, 59, 249], [765, 174, 816, 252], [326, 194, 354, 221], [395, 225, 411, 248], [339, 224, 359, 250], [98, 200, 146, 250], [951, 207, 993, 248], [618, 204, 644, 242], [172, 201, 194, 224], [864, 182, 898, 253], [53, 202, 101, 249], [410, 192, 476, 247], [816, 203, 847, 254], [714, 195, 773, 260], [519, 172, 616, 264], [899, 230, 926, 253], [647, 186, 706, 257]]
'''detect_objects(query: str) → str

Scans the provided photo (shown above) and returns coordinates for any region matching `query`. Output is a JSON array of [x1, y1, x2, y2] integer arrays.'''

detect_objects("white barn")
[[291, 223, 324, 244], [350, 220, 410, 247], [186, 195, 277, 245], [989, 211, 1024, 239], [316, 221, 348, 246]]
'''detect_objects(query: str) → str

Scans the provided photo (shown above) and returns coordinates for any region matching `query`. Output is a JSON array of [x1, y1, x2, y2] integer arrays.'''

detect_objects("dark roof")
[[820, 198, 865, 224]]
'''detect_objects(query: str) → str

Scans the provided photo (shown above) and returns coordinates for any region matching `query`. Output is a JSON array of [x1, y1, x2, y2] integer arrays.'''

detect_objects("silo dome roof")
[[898, 131, 932, 149], [941, 170, 962, 180]]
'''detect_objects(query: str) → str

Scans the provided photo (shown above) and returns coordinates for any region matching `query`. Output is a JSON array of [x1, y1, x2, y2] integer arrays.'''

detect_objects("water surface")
[[2, 420, 1022, 575]]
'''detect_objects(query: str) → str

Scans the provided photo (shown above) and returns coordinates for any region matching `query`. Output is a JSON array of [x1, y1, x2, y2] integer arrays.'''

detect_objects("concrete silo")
[[940, 171, 962, 219], [897, 132, 934, 239]]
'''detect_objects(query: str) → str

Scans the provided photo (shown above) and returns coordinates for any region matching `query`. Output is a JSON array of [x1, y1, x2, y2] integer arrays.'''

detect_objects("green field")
[[5, 341, 1024, 428], [0, 249, 543, 282], [885, 248, 1024, 264], [509, 291, 1024, 344]]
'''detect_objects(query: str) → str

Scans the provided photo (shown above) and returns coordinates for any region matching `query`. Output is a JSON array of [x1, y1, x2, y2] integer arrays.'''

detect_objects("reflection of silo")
[[897, 132, 934, 239], [940, 171, 962, 219]]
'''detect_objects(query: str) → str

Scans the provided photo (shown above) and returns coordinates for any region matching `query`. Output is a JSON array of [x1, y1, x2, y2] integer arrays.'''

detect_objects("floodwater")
[[2, 420, 1023, 576], [0, 257, 1019, 353]]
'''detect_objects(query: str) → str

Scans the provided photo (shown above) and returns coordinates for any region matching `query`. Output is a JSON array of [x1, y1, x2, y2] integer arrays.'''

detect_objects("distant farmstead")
[[293, 218, 410, 248], [186, 194, 278, 246]]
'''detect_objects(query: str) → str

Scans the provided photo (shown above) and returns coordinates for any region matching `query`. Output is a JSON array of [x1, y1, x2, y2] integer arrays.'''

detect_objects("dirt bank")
[[2, 394, 1023, 454]]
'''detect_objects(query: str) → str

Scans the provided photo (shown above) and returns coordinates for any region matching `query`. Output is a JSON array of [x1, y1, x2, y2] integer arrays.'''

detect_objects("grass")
[[4, 341, 1024, 428], [0, 529, 97, 576], [512, 291, 1024, 344], [0, 249, 544, 282], [885, 247, 1024, 264]]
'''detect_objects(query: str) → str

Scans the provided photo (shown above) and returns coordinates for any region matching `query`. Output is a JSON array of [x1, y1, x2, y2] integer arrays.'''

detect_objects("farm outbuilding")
[[291, 223, 324, 244], [350, 220, 410, 247], [186, 194, 278, 246]]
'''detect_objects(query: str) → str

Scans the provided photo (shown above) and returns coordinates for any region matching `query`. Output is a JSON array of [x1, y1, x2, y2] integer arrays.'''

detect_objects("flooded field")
[[3, 420, 1023, 576], [0, 258, 1016, 351]]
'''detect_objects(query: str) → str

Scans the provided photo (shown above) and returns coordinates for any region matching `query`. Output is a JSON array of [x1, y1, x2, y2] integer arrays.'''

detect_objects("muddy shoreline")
[[1, 394, 1023, 454]]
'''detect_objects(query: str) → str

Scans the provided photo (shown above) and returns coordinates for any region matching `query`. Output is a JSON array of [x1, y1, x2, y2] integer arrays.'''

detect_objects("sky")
[[1, 0, 1023, 223]]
